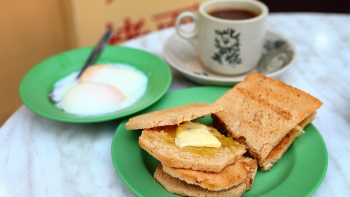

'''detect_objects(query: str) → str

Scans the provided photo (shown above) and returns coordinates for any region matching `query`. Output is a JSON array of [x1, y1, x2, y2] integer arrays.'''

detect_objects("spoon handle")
[[76, 29, 114, 79]]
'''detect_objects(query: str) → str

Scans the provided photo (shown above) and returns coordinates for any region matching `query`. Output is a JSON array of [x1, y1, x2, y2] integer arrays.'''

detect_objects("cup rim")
[[199, 0, 269, 23]]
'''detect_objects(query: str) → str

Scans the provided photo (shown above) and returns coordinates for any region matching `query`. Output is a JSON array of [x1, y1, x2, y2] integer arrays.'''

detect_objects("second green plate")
[[19, 46, 172, 123]]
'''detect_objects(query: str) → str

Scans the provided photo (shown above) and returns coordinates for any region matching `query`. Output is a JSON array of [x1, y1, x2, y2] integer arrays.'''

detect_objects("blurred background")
[[1, 0, 349, 125]]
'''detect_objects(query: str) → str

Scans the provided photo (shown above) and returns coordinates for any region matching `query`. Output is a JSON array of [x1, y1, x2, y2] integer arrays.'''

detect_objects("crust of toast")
[[212, 72, 322, 169], [259, 126, 304, 171], [126, 103, 223, 130], [139, 124, 246, 172], [162, 157, 257, 191], [259, 112, 316, 171], [154, 161, 257, 197]]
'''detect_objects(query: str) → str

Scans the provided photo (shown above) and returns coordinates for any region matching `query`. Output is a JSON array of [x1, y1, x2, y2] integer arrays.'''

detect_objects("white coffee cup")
[[175, 0, 269, 75]]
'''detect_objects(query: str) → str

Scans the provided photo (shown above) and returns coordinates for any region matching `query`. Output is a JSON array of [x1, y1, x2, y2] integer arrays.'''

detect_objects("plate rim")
[[19, 45, 172, 123], [162, 29, 296, 85], [111, 86, 328, 197]]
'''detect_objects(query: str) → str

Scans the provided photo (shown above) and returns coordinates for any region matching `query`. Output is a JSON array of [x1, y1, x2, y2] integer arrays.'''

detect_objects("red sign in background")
[[106, 3, 199, 44]]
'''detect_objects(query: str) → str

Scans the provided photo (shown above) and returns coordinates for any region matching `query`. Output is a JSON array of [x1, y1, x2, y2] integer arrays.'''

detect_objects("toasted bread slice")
[[162, 157, 257, 191], [212, 72, 322, 170], [259, 112, 316, 170], [139, 124, 246, 172], [154, 160, 257, 197], [126, 103, 223, 130]]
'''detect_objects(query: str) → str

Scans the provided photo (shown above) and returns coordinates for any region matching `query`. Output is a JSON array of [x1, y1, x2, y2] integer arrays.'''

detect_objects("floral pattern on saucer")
[[256, 39, 294, 74]]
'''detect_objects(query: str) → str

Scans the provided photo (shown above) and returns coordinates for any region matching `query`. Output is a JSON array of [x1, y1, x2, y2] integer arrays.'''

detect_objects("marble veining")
[[1, 13, 350, 197]]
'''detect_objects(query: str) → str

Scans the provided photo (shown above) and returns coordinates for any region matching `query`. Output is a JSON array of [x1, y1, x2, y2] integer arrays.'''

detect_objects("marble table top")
[[1, 13, 350, 197]]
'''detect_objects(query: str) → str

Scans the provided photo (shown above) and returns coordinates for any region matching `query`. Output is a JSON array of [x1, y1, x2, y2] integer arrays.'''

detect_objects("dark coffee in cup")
[[208, 8, 258, 20]]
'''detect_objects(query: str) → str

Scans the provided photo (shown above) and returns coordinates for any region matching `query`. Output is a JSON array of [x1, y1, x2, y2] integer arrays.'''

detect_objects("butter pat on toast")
[[139, 124, 246, 172]]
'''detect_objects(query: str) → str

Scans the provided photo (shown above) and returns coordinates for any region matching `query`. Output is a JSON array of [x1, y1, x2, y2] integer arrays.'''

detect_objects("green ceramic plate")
[[111, 86, 328, 197], [19, 46, 172, 123]]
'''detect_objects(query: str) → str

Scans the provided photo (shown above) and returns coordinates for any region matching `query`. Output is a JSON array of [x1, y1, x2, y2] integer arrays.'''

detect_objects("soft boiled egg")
[[51, 63, 148, 116], [79, 64, 148, 108], [61, 83, 125, 116]]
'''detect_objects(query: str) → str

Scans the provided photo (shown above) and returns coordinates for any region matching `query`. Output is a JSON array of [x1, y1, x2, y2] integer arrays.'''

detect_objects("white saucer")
[[163, 29, 296, 86]]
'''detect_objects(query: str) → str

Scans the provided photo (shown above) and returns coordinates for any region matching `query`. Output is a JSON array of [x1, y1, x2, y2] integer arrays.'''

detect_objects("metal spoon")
[[49, 29, 114, 103], [76, 29, 114, 79]]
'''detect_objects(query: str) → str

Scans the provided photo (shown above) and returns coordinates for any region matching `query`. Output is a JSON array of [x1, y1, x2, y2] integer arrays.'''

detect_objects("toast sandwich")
[[155, 157, 257, 197], [212, 72, 323, 171], [125, 103, 257, 196], [126, 103, 246, 172]]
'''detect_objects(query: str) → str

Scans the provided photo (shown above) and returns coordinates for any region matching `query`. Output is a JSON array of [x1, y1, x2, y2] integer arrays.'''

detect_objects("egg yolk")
[[61, 82, 125, 116], [78, 64, 148, 107], [79, 65, 106, 83]]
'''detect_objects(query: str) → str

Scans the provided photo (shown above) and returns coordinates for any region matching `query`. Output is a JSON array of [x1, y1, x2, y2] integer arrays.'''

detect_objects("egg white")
[[80, 64, 148, 109], [61, 83, 125, 116], [51, 63, 148, 116]]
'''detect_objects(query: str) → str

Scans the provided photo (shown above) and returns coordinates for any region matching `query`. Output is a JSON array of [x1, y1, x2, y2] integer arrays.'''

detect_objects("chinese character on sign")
[[105, 2, 200, 44], [106, 18, 150, 44], [105, 0, 114, 5], [152, 3, 199, 30]]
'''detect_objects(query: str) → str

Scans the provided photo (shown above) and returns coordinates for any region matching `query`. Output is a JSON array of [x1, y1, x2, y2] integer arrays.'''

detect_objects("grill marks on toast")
[[213, 72, 322, 171], [214, 89, 290, 163], [236, 87, 292, 121]]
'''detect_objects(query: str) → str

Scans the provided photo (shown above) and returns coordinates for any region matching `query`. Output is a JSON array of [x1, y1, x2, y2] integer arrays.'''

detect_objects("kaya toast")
[[161, 156, 257, 191], [126, 103, 246, 172], [125, 103, 257, 196], [212, 72, 322, 171], [154, 156, 257, 197]]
